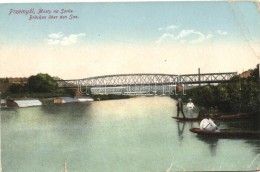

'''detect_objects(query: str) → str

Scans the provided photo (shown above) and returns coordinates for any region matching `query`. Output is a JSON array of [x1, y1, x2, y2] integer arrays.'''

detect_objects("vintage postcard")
[[0, 1, 259, 171]]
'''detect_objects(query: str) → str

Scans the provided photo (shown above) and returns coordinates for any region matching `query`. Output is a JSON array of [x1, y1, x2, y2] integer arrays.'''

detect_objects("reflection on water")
[[41, 103, 91, 116], [245, 139, 260, 154], [224, 117, 260, 130], [177, 121, 199, 141], [177, 121, 185, 141], [197, 136, 219, 156], [176, 120, 219, 156], [1, 97, 260, 171]]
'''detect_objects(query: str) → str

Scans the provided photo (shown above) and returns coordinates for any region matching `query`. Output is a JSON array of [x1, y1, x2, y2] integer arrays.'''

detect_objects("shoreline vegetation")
[[171, 66, 260, 116], [1, 66, 259, 114], [0, 73, 131, 107]]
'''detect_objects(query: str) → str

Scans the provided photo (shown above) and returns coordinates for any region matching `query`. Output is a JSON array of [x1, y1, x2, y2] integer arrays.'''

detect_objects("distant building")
[[54, 97, 94, 104], [0, 77, 28, 84], [0, 77, 28, 93], [0, 83, 10, 93], [239, 70, 253, 78]]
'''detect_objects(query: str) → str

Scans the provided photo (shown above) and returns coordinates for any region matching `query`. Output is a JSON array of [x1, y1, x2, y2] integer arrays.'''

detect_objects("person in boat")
[[176, 98, 186, 118], [198, 107, 207, 118], [187, 98, 195, 117], [213, 106, 221, 117], [200, 117, 218, 132]]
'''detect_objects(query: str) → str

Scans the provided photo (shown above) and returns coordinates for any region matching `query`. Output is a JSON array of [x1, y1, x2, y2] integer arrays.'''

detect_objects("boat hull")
[[190, 128, 260, 139], [172, 113, 256, 121]]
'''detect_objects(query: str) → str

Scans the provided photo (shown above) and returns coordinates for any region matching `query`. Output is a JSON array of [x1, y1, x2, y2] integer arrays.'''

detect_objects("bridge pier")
[[198, 68, 201, 86]]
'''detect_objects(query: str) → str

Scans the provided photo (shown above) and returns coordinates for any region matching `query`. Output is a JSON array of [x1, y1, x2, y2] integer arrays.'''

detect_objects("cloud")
[[156, 29, 213, 44], [48, 32, 63, 39], [158, 25, 179, 31], [45, 32, 86, 46], [157, 24, 228, 44], [166, 25, 179, 31], [216, 30, 228, 35]]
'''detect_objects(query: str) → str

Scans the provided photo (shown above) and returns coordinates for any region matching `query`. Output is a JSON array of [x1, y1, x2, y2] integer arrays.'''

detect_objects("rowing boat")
[[190, 128, 260, 139], [172, 116, 201, 121], [172, 113, 256, 121]]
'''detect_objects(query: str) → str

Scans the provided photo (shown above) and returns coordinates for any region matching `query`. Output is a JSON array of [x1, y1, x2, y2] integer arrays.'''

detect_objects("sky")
[[0, 1, 260, 79]]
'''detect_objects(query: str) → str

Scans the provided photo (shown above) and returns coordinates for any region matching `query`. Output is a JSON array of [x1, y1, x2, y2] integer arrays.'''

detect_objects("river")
[[1, 96, 259, 171]]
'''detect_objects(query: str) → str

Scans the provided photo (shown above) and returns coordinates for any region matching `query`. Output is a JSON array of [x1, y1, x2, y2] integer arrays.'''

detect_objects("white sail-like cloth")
[[200, 118, 218, 131]]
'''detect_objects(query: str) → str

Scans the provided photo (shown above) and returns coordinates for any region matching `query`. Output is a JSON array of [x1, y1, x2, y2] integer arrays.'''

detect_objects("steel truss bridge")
[[57, 72, 237, 95]]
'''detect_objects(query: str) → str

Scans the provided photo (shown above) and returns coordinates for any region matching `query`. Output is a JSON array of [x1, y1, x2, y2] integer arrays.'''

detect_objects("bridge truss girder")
[[57, 74, 179, 88], [56, 72, 237, 95], [178, 72, 237, 84]]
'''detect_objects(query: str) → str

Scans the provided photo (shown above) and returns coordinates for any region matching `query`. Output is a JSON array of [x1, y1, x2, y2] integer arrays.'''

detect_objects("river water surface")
[[1, 97, 259, 171]]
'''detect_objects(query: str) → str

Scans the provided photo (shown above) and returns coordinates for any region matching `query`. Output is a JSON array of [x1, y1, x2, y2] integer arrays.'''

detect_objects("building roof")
[[14, 99, 42, 107], [239, 70, 253, 78]]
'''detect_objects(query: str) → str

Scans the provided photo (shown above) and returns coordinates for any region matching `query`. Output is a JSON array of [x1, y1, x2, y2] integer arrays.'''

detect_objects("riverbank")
[[170, 66, 260, 115], [0, 94, 131, 108]]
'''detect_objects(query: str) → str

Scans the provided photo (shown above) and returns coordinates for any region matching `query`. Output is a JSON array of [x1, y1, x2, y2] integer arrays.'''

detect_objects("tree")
[[27, 73, 58, 93], [9, 83, 25, 93], [226, 76, 241, 112], [213, 84, 230, 112], [187, 85, 215, 108], [240, 79, 259, 112], [184, 66, 260, 113]]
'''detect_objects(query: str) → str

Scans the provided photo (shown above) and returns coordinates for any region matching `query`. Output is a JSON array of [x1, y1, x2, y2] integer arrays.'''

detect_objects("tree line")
[[8, 73, 58, 93], [5, 73, 75, 98], [184, 67, 259, 113]]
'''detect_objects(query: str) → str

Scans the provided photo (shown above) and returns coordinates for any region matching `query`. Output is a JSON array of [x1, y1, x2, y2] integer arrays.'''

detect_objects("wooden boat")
[[172, 113, 256, 121], [190, 128, 260, 139], [172, 116, 201, 121]]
